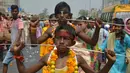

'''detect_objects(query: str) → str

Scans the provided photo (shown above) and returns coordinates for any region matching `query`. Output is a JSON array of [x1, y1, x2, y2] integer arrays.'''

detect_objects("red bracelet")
[[13, 56, 24, 62]]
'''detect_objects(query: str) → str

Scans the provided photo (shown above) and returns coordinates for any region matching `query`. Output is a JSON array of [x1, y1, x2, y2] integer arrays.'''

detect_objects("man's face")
[[23, 16, 28, 20], [11, 9, 19, 19], [54, 30, 74, 53], [127, 20, 130, 29], [56, 13, 71, 20], [56, 12, 71, 25], [55, 8, 72, 22], [49, 20, 58, 26], [112, 25, 123, 34], [76, 21, 87, 31]]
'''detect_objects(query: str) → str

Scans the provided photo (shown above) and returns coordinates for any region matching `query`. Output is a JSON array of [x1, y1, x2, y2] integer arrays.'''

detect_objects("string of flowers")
[[43, 49, 78, 73]]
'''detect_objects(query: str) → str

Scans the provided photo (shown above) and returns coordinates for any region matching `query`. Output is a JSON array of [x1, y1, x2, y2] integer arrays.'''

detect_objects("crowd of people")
[[0, 1, 130, 73]]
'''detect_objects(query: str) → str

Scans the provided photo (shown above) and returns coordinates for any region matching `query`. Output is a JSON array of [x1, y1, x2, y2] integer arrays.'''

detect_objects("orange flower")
[[49, 39, 54, 44], [70, 24, 76, 30], [50, 53, 58, 61], [47, 38, 54, 45], [67, 58, 76, 67], [67, 67, 75, 73], [47, 61, 50, 65], [45, 49, 78, 73], [48, 46, 54, 51], [69, 50, 75, 57], [43, 66, 51, 73]]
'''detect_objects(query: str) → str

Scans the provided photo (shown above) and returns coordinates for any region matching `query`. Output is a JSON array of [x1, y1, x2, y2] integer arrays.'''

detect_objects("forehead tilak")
[[61, 11, 64, 16], [56, 30, 71, 36]]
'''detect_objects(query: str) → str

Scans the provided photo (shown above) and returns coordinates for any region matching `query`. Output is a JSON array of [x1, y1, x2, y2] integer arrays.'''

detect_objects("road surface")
[[0, 46, 42, 73]]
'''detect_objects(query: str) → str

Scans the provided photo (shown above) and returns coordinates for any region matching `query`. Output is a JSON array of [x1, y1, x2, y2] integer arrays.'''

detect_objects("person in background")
[[30, 15, 41, 38], [23, 15, 30, 44], [0, 12, 4, 61], [124, 18, 130, 73], [94, 24, 109, 71], [39, 13, 58, 73], [99, 18, 130, 73], [71, 16, 91, 73], [40, 13, 57, 59], [30, 1, 101, 51], [2, 5, 24, 73]]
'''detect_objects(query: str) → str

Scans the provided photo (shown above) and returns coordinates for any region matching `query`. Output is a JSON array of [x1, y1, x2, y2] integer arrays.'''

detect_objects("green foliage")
[[78, 9, 88, 17], [39, 8, 49, 19]]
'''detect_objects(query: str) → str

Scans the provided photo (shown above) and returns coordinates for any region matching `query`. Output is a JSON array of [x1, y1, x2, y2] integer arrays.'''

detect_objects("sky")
[[20, 0, 102, 17]]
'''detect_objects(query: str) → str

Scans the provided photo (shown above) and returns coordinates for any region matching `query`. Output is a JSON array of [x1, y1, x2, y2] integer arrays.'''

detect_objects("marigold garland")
[[43, 49, 78, 73], [47, 38, 54, 51]]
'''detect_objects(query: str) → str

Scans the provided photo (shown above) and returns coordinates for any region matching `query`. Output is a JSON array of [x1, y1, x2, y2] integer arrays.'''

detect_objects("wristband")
[[14, 55, 24, 62]]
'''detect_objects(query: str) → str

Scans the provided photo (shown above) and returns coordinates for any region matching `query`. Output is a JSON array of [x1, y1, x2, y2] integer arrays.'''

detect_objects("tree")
[[39, 8, 49, 19], [78, 9, 88, 17], [91, 8, 98, 18]]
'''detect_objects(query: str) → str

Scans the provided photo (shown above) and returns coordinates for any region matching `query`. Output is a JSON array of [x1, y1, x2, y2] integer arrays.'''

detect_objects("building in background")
[[0, 0, 6, 13], [120, 0, 129, 4], [0, 0, 20, 13], [103, 0, 129, 8], [103, 0, 121, 8], [3, 0, 20, 8]]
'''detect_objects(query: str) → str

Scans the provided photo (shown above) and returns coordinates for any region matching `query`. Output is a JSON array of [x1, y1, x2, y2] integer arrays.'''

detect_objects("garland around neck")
[[43, 49, 78, 73]]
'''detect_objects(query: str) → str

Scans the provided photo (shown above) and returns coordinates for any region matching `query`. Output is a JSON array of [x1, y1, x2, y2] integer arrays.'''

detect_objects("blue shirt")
[[100, 34, 130, 73]]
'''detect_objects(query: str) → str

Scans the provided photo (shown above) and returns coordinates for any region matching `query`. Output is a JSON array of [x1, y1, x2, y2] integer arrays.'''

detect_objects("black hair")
[[0, 12, 2, 16], [55, 24, 76, 39], [11, 5, 19, 11], [7, 14, 9, 16], [75, 16, 87, 27], [89, 17, 93, 20], [77, 16, 87, 20], [2, 13, 5, 17], [113, 18, 125, 45], [49, 13, 56, 19], [2, 13, 8, 19], [55, 1, 71, 15], [113, 18, 124, 24]]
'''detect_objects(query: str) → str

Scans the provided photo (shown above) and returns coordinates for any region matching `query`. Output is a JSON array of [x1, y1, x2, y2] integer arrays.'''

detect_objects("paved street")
[[0, 46, 42, 73], [0, 46, 130, 73]]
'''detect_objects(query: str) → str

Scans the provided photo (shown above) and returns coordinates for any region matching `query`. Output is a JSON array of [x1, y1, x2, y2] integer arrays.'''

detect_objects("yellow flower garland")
[[43, 49, 78, 73], [47, 38, 54, 51]]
